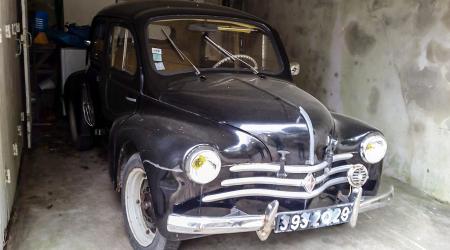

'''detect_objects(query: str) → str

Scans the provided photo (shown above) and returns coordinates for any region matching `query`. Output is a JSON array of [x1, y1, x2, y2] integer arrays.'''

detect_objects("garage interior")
[[1, 0, 450, 249]]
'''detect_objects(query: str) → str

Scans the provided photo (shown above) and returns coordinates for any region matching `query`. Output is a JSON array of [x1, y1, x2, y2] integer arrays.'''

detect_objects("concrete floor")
[[6, 125, 450, 250]]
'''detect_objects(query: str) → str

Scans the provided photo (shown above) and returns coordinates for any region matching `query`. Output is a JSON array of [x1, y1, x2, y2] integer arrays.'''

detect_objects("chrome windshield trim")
[[203, 177, 349, 202], [229, 153, 353, 174], [222, 165, 352, 187]]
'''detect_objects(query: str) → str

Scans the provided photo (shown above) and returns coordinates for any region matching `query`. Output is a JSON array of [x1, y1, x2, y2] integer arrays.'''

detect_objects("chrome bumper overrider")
[[167, 185, 394, 240]]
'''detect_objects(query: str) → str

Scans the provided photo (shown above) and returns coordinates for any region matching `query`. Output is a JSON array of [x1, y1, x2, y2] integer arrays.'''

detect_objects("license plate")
[[275, 203, 353, 233]]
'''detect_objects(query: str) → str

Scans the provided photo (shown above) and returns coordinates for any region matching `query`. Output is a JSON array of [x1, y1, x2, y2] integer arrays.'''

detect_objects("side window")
[[110, 26, 137, 75], [91, 22, 106, 62]]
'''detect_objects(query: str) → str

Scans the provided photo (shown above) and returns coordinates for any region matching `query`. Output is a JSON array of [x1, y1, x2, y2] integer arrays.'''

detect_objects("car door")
[[85, 18, 109, 119], [105, 24, 140, 119]]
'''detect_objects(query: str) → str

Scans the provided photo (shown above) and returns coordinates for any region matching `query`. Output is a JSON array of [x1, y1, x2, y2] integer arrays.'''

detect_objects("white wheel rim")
[[125, 168, 156, 247]]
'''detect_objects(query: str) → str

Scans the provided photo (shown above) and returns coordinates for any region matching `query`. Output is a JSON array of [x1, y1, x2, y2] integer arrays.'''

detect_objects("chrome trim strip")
[[256, 200, 279, 241], [222, 177, 302, 187], [142, 160, 183, 173], [229, 161, 328, 174], [332, 153, 353, 162], [229, 153, 353, 173], [349, 187, 362, 227], [298, 107, 315, 165], [167, 187, 394, 237], [125, 96, 137, 103], [316, 165, 352, 182], [360, 185, 394, 213], [203, 177, 348, 202], [222, 165, 352, 187], [167, 213, 265, 235]]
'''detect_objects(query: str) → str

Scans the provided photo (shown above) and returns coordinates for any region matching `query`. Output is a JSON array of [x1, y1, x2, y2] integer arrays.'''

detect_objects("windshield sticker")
[[155, 62, 165, 71], [152, 53, 163, 62], [152, 48, 162, 54]]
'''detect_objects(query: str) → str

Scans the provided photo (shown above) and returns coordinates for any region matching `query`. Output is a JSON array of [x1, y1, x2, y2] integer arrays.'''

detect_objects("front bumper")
[[167, 185, 394, 240]]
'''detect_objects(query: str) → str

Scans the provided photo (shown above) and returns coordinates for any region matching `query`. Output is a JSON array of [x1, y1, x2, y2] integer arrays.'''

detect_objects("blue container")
[[34, 11, 49, 32]]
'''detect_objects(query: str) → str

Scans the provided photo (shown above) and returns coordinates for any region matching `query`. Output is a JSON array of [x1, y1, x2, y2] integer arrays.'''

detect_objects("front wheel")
[[121, 154, 180, 250]]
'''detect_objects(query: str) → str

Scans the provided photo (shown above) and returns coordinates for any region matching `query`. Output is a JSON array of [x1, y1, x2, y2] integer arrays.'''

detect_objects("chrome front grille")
[[202, 153, 355, 203]]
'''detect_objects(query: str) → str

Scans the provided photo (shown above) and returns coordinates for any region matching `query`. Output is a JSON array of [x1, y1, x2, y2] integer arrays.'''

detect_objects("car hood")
[[159, 74, 334, 163]]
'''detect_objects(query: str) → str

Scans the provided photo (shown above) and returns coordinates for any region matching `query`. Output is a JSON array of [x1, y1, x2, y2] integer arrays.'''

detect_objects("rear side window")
[[110, 26, 137, 75], [91, 22, 106, 62]]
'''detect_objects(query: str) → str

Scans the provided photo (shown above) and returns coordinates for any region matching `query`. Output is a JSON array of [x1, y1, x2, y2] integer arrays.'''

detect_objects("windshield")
[[146, 18, 283, 75]]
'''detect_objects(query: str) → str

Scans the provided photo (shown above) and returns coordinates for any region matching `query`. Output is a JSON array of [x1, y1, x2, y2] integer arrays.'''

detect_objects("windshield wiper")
[[203, 34, 260, 75], [161, 28, 203, 77]]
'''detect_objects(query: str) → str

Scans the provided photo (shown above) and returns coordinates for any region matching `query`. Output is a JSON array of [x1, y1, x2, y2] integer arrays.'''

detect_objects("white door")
[[0, 0, 9, 245], [0, 0, 26, 245]]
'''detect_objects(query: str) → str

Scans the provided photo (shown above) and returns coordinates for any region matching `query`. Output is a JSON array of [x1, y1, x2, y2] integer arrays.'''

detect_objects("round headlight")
[[360, 133, 387, 164], [184, 146, 221, 184]]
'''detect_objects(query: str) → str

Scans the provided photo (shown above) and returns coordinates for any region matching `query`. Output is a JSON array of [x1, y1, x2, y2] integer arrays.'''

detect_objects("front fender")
[[109, 98, 270, 240], [332, 112, 384, 196]]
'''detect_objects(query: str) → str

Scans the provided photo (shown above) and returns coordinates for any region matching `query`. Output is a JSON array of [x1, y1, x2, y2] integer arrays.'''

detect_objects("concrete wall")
[[64, 0, 115, 25], [244, 0, 450, 202], [0, 0, 24, 245], [63, 0, 221, 26]]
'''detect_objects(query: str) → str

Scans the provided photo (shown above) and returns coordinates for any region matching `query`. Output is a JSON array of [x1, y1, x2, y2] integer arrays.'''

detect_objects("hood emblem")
[[277, 150, 290, 178], [304, 173, 316, 193]]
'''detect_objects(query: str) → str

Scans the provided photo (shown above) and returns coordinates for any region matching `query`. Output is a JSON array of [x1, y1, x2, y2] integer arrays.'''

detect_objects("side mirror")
[[290, 62, 300, 76], [84, 40, 91, 46]]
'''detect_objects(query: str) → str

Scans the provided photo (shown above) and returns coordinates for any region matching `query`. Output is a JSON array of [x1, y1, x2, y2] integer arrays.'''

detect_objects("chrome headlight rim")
[[183, 145, 222, 185], [360, 133, 387, 164]]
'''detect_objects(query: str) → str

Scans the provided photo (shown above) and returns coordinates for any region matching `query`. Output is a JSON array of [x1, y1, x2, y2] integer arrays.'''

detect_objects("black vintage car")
[[64, 1, 394, 249]]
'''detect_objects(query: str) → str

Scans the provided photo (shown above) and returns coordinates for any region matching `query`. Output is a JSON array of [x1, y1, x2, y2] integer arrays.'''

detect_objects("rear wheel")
[[68, 88, 94, 151], [121, 154, 180, 250]]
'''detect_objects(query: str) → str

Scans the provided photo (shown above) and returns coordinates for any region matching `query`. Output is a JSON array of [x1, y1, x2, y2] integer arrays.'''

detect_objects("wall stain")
[[416, 0, 438, 33], [370, 0, 393, 12], [294, 25, 307, 36], [412, 122, 425, 134], [403, 65, 450, 122], [426, 40, 450, 63], [367, 86, 380, 114], [441, 3, 450, 30], [345, 22, 376, 56], [244, 0, 450, 203]]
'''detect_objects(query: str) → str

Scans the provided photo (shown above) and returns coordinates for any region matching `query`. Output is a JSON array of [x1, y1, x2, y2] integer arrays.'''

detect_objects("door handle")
[[125, 96, 137, 103]]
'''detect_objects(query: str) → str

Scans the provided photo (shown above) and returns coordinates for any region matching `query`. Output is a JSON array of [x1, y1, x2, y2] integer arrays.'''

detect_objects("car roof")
[[97, 1, 265, 24]]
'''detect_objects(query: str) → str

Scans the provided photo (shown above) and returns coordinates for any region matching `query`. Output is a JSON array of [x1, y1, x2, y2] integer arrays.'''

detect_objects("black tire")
[[68, 90, 94, 151], [121, 154, 180, 250]]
